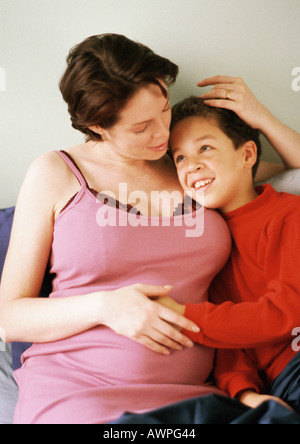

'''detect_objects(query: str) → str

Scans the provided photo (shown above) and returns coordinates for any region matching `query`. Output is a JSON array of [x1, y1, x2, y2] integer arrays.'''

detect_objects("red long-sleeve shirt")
[[183, 184, 300, 397]]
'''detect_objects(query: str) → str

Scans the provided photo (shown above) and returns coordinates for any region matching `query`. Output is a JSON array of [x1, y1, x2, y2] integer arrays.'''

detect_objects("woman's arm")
[[197, 76, 300, 182], [0, 153, 198, 354], [0, 152, 102, 343]]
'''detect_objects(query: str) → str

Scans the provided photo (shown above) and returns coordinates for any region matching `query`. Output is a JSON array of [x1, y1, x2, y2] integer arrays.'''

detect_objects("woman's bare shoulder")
[[26, 150, 70, 180], [17, 149, 82, 217]]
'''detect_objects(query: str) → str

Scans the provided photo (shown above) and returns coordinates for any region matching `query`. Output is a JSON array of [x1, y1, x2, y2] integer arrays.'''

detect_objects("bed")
[[1, 168, 300, 424]]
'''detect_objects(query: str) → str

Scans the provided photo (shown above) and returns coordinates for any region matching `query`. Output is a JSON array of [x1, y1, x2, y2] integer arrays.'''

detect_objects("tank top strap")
[[55, 150, 88, 189]]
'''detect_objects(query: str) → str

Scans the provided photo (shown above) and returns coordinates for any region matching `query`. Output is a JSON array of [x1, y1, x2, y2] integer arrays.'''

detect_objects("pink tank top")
[[16, 150, 232, 424]]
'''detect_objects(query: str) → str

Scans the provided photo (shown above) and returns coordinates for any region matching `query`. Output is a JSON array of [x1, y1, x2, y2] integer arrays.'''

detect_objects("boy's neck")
[[220, 184, 259, 215]]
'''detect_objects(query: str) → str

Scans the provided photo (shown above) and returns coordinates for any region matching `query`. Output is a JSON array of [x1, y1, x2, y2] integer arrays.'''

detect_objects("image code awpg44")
[[102, 427, 197, 441]]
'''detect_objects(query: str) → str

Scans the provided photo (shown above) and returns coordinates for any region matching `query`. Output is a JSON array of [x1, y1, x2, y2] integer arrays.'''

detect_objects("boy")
[[166, 96, 300, 412]]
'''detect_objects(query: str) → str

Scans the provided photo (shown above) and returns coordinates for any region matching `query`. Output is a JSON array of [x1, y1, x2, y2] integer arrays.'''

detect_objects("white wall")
[[0, 0, 299, 207]]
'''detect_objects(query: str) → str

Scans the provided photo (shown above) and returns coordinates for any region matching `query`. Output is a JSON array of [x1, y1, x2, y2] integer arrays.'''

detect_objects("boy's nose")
[[187, 161, 205, 173]]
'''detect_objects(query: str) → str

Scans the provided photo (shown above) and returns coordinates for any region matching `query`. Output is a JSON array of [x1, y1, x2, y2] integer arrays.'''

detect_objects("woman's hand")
[[197, 75, 300, 177], [197, 75, 267, 129], [100, 283, 199, 355], [237, 389, 294, 412]]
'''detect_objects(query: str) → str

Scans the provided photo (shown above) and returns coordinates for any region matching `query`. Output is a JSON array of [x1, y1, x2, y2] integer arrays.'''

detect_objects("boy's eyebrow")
[[172, 147, 181, 155], [194, 135, 218, 143], [171, 135, 218, 153]]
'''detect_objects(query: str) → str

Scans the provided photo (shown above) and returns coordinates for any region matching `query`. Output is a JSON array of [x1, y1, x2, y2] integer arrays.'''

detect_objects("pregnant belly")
[[26, 326, 215, 387]]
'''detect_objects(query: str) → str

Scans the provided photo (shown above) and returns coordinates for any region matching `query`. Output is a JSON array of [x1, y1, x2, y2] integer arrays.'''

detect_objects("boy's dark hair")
[[171, 96, 262, 178], [59, 33, 178, 142]]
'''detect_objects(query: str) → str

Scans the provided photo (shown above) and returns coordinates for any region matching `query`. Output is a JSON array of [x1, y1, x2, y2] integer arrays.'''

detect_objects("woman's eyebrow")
[[130, 119, 150, 128], [130, 97, 170, 127]]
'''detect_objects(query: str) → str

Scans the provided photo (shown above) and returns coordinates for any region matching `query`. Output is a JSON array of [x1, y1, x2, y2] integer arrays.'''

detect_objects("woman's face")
[[94, 82, 171, 162]]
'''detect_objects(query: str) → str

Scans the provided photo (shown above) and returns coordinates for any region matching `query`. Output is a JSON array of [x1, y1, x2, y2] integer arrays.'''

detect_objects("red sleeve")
[[214, 349, 264, 398], [183, 218, 300, 348]]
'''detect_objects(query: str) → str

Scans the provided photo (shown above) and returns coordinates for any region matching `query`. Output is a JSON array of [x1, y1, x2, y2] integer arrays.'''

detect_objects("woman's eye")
[[134, 125, 148, 135]]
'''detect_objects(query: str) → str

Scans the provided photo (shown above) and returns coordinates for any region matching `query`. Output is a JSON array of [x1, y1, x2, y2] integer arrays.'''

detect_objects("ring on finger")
[[226, 90, 231, 100]]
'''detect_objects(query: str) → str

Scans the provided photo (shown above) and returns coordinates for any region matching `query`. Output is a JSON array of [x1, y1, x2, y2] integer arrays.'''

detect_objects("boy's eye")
[[175, 154, 185, 164], [201, 145, 212, 152]]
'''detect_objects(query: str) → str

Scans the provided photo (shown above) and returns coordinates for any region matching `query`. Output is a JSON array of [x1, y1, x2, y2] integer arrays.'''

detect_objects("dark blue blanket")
[[112, 393, 300, 424]]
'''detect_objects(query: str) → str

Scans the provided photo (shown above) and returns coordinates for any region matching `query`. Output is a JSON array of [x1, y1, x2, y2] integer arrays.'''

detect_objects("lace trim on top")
[[59, 150, 200, 216]]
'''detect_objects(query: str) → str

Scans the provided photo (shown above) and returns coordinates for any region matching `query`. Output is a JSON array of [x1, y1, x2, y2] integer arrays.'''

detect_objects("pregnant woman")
[[0, 34, 297, 424]]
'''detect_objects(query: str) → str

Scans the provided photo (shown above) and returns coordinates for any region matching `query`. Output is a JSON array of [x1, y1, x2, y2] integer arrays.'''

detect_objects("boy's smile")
[[170, 116, 258, 213]]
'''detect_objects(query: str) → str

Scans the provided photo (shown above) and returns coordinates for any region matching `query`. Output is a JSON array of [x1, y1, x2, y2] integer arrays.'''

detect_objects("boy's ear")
[[242, 141, 257, 170]]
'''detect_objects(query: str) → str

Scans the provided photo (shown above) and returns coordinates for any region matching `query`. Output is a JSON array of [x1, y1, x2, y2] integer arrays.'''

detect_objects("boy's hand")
[[152, 296, 185, 315], [152, 296, 186, 331], [237, 389, 294, 412]]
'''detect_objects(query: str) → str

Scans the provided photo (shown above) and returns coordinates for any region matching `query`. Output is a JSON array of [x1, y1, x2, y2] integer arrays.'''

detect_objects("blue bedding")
[[112, 394, 300, 424]]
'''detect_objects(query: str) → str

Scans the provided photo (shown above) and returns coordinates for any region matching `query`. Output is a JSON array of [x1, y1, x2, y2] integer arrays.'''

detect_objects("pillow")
[[0, 207, 15, 275], [262, 168, 300, 195], [0, 207, 53, 370], [0, 208, 32, 370], [0, 343, 18, 424], [0, 208, 19, 423]]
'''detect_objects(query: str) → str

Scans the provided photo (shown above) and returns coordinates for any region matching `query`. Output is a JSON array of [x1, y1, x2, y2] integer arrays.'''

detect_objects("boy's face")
[[170, 116, 255, 213]]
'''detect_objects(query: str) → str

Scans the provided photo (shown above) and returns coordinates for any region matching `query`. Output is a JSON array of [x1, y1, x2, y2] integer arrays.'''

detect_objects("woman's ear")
[[88, 124, 108, 140], [242, 141, 257, 170]]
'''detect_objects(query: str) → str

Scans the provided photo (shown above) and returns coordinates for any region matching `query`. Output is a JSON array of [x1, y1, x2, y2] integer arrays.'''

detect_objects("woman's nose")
[[152, 118, 170, 139]]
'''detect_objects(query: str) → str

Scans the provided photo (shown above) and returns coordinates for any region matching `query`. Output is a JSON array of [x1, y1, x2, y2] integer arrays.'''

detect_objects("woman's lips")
[[147, 141, 169, 152]]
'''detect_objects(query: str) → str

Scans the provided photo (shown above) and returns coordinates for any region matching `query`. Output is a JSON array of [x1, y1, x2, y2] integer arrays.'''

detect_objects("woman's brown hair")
[[59, 34, 179, 141]]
